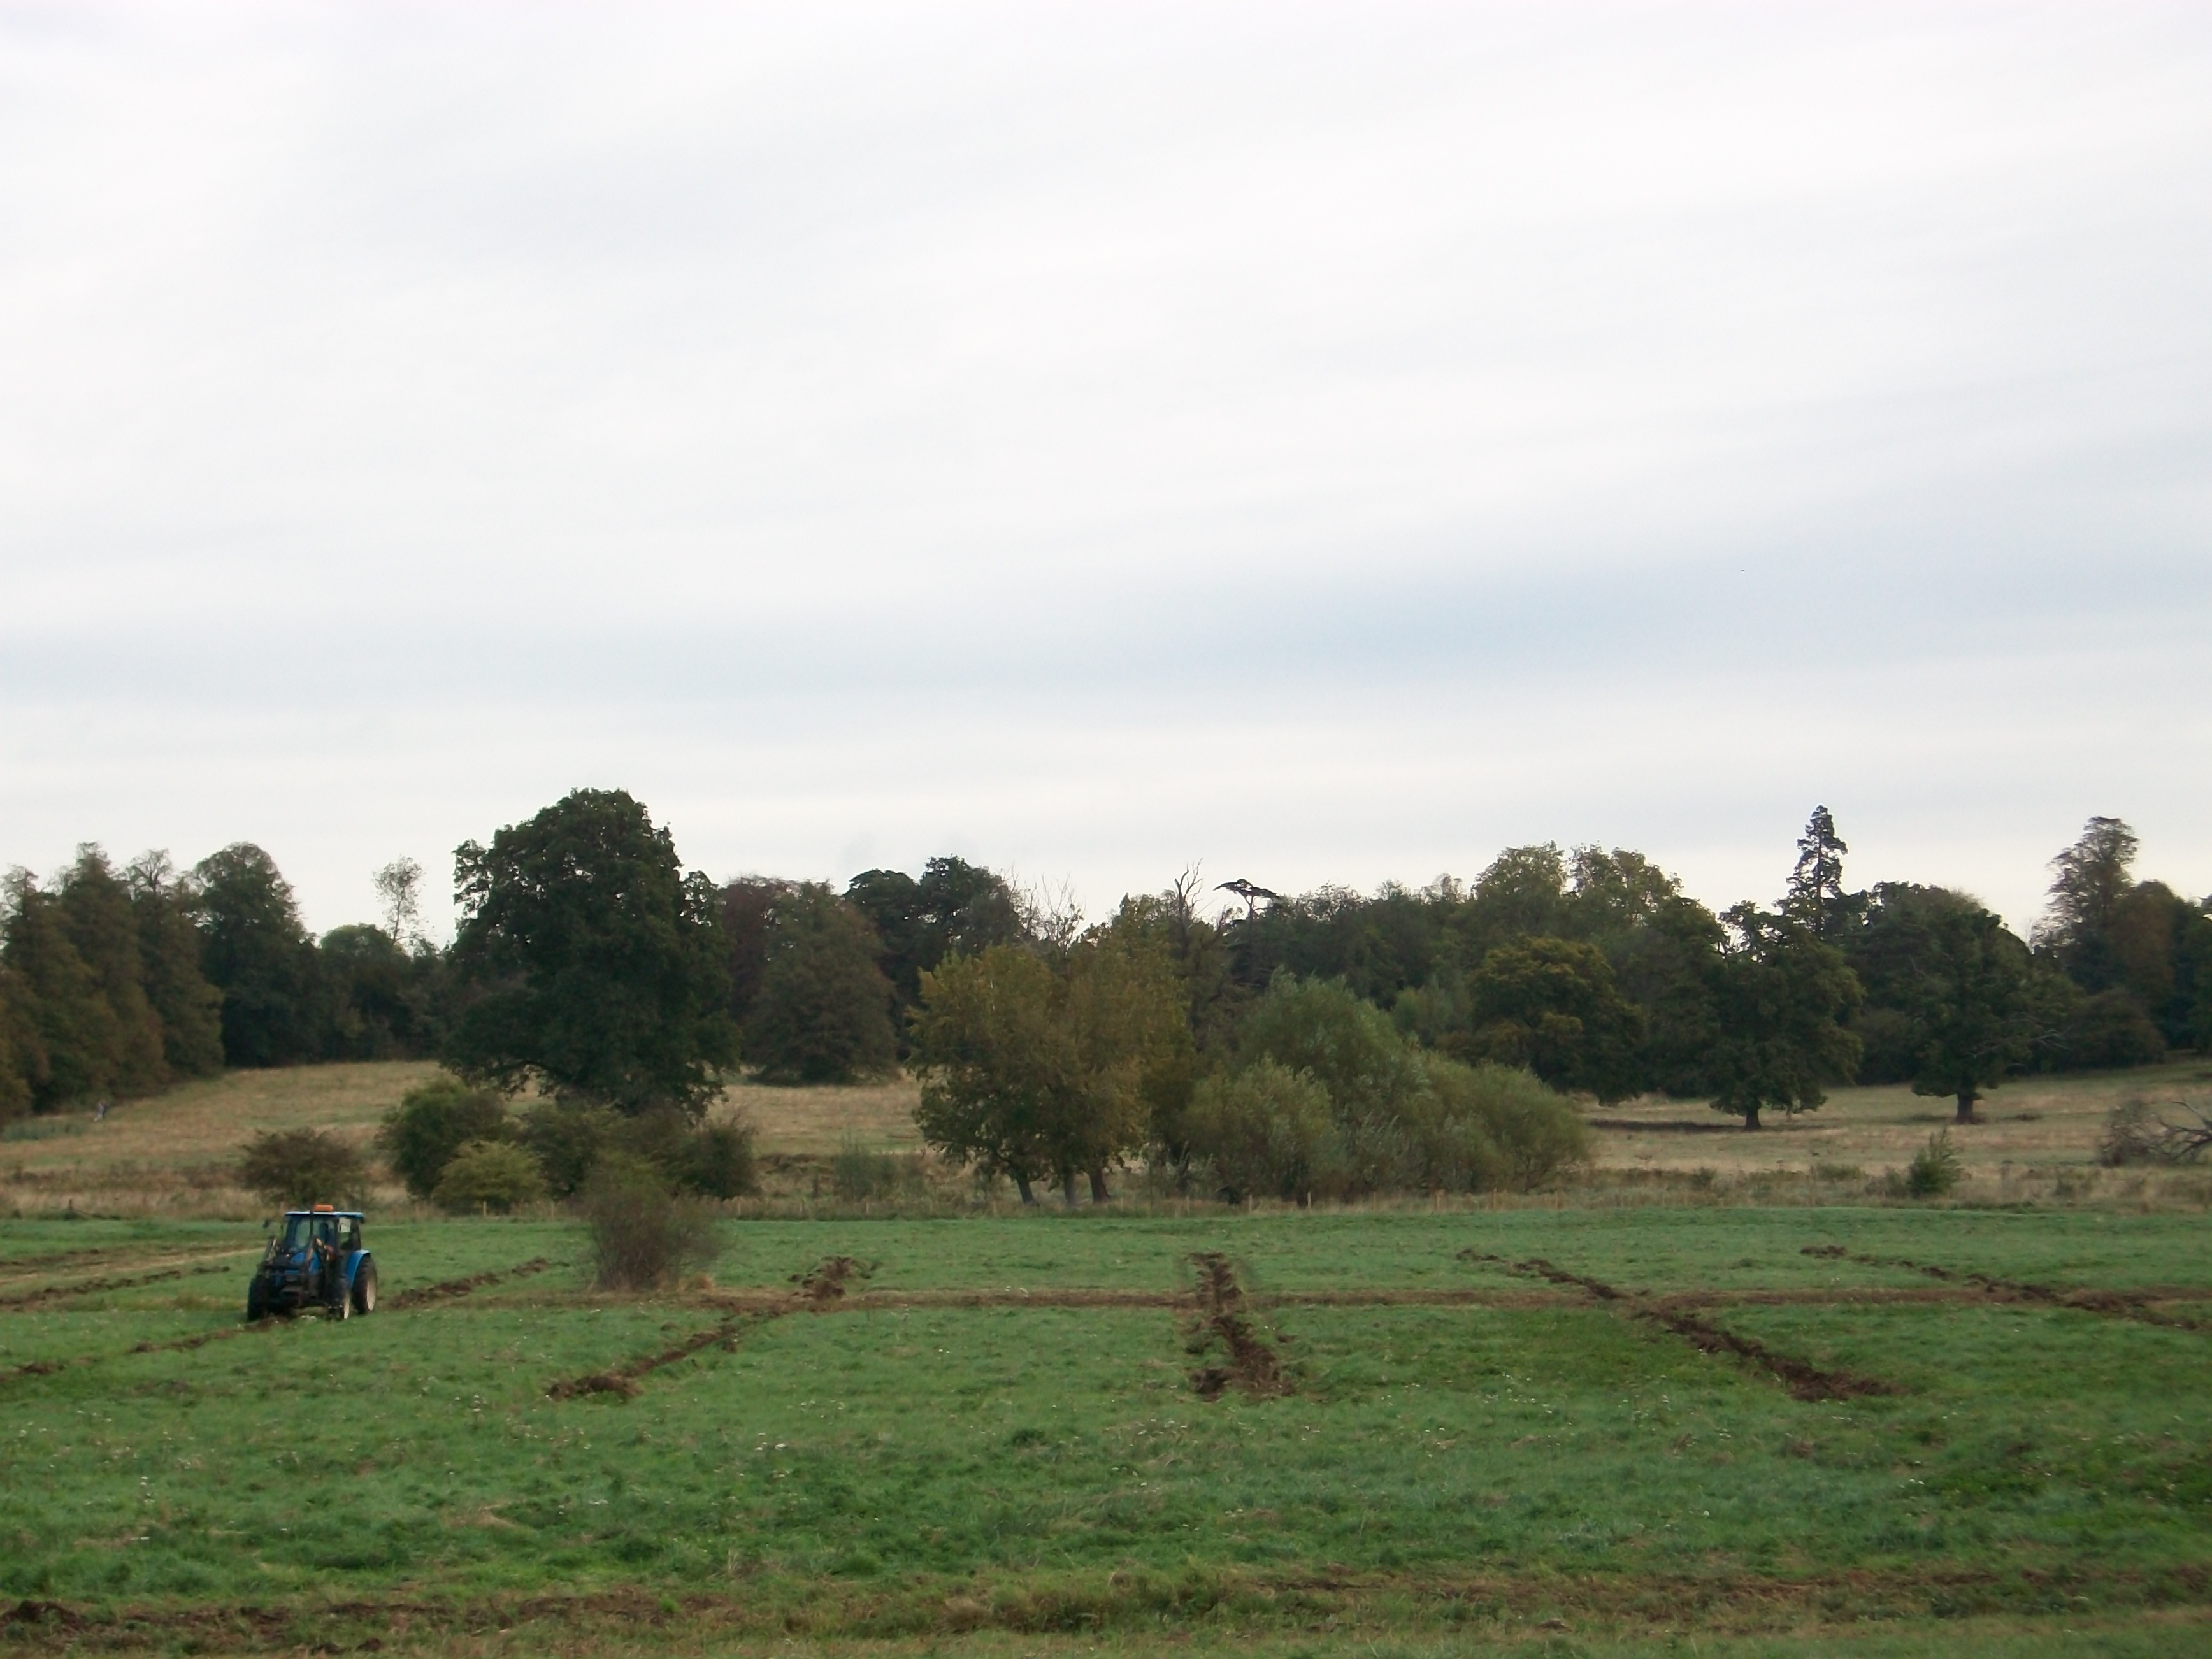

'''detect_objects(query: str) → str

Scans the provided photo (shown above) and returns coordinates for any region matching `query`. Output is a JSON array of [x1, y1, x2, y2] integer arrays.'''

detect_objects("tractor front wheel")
[[352, 1261, 378, 1316]]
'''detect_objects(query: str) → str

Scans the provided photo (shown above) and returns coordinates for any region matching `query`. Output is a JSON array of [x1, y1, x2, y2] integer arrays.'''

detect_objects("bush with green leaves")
[[377, 1073, 512, 1199], [1214, 977, 1590, 1196], [1182, 1058, 1344, 1203], [519, 1100, 756, 1200], [235, 1127, 368, 1209], [579, 1155, 721, 1291], [1905, 1128, 1961, 1197], [431, 1139, 547, 1213]]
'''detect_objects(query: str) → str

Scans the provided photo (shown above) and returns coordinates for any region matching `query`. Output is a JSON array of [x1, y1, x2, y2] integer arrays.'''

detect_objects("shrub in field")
[[830, 1133, 903, 1201], [1904, 1129, 1961, 1197], [1433, 1059, 1593, 1192], [1226, 977, 1590, 1195], [579, 1155, 720, 1290], [520, 1101, 756, 1199], [606, 1106, 759, 1199], [236, 1128, 367, 1209], [520, 1100, 621, 1196], [378, 1074, 512, 1198], [431, 1139, 547, 1212]]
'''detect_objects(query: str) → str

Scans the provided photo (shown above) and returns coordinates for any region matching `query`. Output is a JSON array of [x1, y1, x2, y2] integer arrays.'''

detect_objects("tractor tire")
[[352, 1261, 378, 1316], [245, 1281, 268, 1323]]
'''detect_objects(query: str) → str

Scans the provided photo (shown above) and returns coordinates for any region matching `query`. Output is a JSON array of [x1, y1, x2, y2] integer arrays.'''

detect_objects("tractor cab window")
[[280, 1215, 315, 1253], [333, 1217, 359, 1252]]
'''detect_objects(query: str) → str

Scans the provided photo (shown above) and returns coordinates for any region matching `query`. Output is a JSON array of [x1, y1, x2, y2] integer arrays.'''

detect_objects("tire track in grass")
[[0, 1254, 252, 1312], [1800, 1246, 2212, 1331], [0, 1258, 559, 1385], [1507, 1258, 1901, 1401]]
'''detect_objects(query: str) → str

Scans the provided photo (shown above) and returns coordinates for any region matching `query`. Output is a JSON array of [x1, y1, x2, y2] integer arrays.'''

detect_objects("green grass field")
[[3, 1202, 2209, 1656]]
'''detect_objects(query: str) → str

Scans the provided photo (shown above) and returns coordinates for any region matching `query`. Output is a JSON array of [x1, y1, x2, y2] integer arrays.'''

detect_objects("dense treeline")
[[6, 797, 2204, 1168], [0, 844, 445, 1121]]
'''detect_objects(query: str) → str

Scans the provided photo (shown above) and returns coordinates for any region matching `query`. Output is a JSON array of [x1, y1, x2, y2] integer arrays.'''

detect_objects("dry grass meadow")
[[4, 1057, 2207, 1219]]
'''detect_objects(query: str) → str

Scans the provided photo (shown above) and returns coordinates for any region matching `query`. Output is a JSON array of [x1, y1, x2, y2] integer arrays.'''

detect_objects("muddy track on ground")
[[1183, 1253, 1291, 1400], [1799, 1246, 2212, 1330], [1, 1560, 2205, 1649], [1505, 1258, 1903, 1400], [0, 1243, 234, 1284], [0, 1254, 252, 1312]]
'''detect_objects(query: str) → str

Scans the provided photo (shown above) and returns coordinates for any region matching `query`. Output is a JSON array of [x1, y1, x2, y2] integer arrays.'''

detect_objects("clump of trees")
[[1, 842, 447, 1126]]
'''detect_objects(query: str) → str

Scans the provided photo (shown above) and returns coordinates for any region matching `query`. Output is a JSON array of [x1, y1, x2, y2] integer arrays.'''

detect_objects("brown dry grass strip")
[[1, 1560, 2206, 1650]]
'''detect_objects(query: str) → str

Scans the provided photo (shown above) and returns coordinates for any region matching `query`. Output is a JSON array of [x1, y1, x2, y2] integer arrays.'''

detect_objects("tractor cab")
[[247, 1204, 378, 1321]]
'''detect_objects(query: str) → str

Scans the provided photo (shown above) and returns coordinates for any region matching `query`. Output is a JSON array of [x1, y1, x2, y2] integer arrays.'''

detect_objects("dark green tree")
[[2, 870, 124, 1109], [1465, 935, 1647, 1102], [0, 961, 47, 1123], [744, 884, 898, 1084], [1705, 905, 1864, 1129], [320, 923, 432, 1059], [445, 789, 736, 1115], [193, 844, 327, 1067], [1785, 806, 1852, 938], [844, 856, 1029, 1014], [1849, 884, 2036, 1123], [2036, 816, 2138, 993], [55, 847, 167, 1095], [124, 853, 224, 1079], [377, 1072, 513, 1198]]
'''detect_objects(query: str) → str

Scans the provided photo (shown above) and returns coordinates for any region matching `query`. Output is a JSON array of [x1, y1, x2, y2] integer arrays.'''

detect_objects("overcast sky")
[[3, 3, 2208, 938]]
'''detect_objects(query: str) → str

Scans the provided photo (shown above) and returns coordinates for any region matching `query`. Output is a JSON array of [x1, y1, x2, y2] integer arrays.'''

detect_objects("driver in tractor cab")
[[312, 1213, 343, 1301]]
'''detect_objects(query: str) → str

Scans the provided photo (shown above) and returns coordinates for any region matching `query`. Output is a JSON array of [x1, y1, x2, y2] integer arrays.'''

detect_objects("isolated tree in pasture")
[[124, 852, 224, 1079], [743, 884, 898, 1084], [1849, 885, 2035, 1123], [1705, 905, 1864, 1130], [194, 843, 327, 1067], [447, 789, 736, 1115], [1465, 935, 1646, 1102]]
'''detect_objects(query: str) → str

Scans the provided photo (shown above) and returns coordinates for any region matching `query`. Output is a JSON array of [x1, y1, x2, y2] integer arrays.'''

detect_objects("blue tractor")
[[247, 1205, 378, 1321]]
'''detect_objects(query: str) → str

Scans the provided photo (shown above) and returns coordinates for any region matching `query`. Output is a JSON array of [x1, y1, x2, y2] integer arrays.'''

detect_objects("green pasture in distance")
[[0, 1207, 2207, 1653]]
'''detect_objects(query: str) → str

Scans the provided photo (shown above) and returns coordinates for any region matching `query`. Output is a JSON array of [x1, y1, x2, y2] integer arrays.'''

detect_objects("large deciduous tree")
[[193, 843, 327, 1067], [1465, 935, 1646, 1102], [743, 884, 899, 1084], [125, 853, 224, 1079], [1705, 905, 1864, 1130], [445, 789, 736, 1116], [910, 930, 1187, 1205], [1849, 884, 2036, 1123]]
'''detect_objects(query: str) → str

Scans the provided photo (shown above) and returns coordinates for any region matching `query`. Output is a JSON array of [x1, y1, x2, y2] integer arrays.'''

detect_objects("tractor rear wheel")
[[352, 1261, 378, 1316]]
